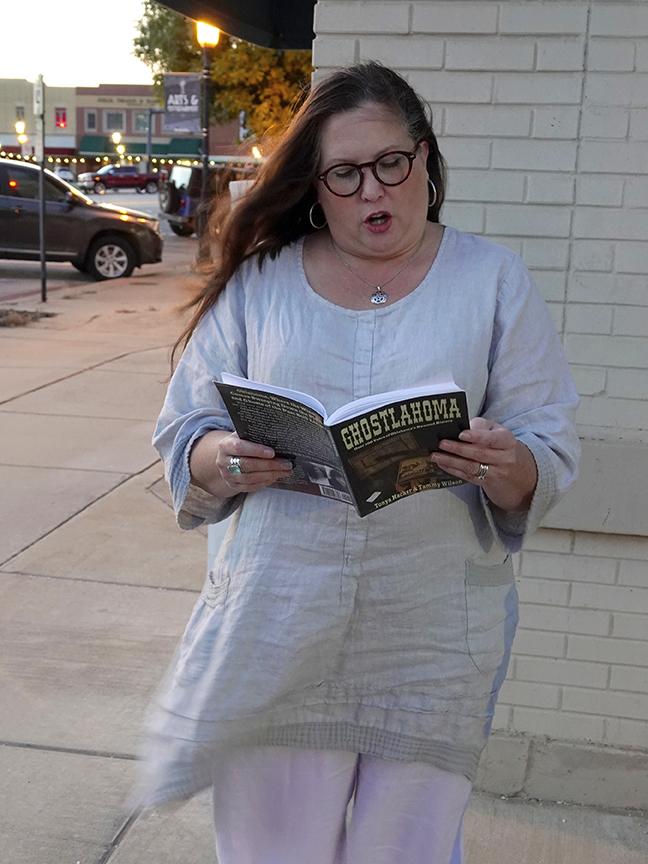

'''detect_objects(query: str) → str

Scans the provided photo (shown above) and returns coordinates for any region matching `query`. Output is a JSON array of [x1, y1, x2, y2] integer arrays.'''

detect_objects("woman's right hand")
[[189, 429, 293, 499]]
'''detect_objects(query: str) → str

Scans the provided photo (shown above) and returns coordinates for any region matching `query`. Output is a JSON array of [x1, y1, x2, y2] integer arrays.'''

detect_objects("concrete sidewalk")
[[1, 245, 647, 863]]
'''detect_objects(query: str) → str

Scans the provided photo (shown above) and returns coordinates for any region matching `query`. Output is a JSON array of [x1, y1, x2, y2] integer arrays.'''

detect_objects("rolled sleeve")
[[481, 255, 580, 550], [153, 275, 248, 529]]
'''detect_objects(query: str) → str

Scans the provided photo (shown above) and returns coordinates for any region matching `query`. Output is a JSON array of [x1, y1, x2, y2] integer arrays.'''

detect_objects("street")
[[0, 190, 196, 303]]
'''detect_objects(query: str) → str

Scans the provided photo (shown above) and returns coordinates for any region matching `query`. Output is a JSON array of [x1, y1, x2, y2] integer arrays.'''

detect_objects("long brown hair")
[[172, 62, 446, 366]]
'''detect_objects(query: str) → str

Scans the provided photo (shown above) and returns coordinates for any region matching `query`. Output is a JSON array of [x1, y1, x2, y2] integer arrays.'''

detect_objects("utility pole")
[[146, 108, 165, 174], [195, 21, 220, 263], [33, 74, 46, 303]]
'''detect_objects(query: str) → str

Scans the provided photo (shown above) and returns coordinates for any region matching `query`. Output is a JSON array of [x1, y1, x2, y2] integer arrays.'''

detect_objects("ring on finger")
[[226, 456, 243, 475], [475, 462, 489, 481]]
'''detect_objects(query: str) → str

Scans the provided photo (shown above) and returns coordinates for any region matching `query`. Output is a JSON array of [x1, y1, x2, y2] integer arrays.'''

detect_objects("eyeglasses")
[[317, 144, 421, 197]]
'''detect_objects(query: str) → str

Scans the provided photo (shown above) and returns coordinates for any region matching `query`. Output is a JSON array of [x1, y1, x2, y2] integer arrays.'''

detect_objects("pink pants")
[[211, 746, 472, 864]]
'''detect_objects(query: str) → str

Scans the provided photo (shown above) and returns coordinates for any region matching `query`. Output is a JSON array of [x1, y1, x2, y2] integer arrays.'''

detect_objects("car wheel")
[[94, 182, 106, 194], [86, 235, 136, 280], [145, 180, 158, 194], [169, 222, 195, 237], [161, 183, 180, 214]]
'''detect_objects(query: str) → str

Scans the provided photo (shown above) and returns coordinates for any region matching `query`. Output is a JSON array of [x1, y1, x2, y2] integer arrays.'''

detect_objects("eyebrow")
[[320, 144, 412, 170]]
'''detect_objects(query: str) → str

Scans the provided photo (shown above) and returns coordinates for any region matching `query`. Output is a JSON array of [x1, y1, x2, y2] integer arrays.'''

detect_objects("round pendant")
[[370, 288, 388, 305]]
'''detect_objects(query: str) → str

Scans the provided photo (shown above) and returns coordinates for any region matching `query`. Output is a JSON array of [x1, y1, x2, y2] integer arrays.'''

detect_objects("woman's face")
[[316, 102, 430, 261]]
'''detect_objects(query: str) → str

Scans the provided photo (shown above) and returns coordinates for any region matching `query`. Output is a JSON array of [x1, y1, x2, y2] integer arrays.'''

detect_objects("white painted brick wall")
[[580, 107, 629, 139], [575, 176, 624, 206], [314, 0, 648, 754], [536, 38, 585, 71], [590, 3, 648, 37], [532, 106, 580, 138], [630, 108, 648, 139], [587, 38, 636, 72]]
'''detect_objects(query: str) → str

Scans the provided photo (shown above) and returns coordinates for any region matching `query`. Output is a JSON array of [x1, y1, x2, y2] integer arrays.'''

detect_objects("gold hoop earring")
[[427, 178, 438, 209], [309, 202, 327, 230]]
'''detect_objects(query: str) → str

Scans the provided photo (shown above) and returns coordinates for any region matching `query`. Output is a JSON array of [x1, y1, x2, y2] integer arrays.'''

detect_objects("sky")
[[1, 0, 154, 87]]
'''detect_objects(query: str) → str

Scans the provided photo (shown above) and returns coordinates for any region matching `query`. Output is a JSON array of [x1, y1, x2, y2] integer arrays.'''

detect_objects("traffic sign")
[[34, 118, 44, 162], [33, 75, 44, 116]]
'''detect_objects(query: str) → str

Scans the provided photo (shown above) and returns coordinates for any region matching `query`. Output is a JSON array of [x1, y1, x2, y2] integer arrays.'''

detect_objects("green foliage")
[[133, 1, 201, 81], [134, 0, 312, 138]]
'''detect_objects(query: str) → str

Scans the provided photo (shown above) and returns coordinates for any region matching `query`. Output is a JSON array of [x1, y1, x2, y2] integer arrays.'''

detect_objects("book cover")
[[215, 376, 469, 517]]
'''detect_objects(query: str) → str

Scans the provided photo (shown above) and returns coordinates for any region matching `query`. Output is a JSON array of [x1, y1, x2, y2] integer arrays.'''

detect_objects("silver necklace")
[[329, 235, 425, 306]]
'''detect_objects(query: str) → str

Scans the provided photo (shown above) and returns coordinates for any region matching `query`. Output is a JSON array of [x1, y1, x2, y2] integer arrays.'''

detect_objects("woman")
[[138, 63, 579, 864]]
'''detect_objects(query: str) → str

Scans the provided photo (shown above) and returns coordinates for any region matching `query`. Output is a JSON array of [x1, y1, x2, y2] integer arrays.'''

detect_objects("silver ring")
[[475, 463, 489, 481], [226, 456, 242, 475]]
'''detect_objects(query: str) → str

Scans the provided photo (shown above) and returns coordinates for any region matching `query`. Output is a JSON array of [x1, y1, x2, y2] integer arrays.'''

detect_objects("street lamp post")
[[195, 20, 220, 262]]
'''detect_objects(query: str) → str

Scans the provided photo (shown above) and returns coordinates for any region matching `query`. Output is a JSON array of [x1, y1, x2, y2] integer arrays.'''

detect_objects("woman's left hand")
[[430, 417, 538, 513]]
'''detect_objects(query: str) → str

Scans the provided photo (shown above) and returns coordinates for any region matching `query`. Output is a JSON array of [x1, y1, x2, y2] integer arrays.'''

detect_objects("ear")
[[418, 139, 430, 162]]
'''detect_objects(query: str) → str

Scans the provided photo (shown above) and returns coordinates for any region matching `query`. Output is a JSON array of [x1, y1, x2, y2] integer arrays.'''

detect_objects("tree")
[[134, 1, 312, 139]]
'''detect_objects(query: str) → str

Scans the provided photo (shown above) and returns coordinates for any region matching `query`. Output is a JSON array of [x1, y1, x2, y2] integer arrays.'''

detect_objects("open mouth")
[[365, 211, 391, 226]]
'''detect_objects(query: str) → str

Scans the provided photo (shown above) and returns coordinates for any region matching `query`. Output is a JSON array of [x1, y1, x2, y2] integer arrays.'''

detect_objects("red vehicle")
[[77, 164, 159, 195]]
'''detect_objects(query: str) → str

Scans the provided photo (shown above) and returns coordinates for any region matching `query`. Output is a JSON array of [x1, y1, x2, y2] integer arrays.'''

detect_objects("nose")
[[358, 166, 384, 201]]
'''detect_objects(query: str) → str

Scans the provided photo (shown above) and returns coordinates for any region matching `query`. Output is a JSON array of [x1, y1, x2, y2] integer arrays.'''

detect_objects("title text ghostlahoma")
[[340, 398, 463, 451]]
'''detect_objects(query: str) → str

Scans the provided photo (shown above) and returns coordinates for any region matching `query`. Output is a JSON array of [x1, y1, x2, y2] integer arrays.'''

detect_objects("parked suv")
[[158, 161, 255, 236], [77, 164, 159, 194], [0, 159, 162, 280]]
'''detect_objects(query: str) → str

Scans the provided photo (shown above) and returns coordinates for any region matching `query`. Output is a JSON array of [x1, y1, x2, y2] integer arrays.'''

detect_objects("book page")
[[325, 379, 459, 426], [221, 372, 327, 417], [215, 381, 353, 505]]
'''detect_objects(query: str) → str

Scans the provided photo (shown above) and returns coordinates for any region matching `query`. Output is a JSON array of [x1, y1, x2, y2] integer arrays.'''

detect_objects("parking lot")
[[0, 189, 196, 303]]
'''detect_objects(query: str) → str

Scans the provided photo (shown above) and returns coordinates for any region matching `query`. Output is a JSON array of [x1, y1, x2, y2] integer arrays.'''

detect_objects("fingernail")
[[459, 432, 472, 441]]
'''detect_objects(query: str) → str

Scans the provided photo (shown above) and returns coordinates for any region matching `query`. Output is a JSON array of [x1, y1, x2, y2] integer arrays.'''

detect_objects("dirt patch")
[[0, 309, 57, 327]]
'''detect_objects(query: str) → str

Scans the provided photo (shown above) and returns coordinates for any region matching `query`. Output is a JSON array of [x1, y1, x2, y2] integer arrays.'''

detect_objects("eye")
[[330, 165, 357, 180], [378, 153, 407, 171]]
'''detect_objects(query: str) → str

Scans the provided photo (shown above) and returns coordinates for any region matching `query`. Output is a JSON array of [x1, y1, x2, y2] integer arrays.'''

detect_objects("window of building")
[[55, 107, 67, 129], [85, 110, 97, 131], [105, 110, 125, 132], [15, 105, 25, 122], [133, 111, 149, 133]]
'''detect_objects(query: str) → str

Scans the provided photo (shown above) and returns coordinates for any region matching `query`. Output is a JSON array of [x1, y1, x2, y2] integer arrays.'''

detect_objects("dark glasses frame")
[[317, 143, 422, 197]]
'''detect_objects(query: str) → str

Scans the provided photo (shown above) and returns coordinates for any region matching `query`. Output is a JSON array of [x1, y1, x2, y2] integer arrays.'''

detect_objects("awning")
[[78, 135, 111, 155], [127, 142, 170, 155], [159, 0, 315, 49], [167, 137, 202, 156]]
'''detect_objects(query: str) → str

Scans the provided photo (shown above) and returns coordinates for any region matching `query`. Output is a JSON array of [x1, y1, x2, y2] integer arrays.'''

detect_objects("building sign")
[[163, 73, 201, 134], [95, 95, 158, 108]]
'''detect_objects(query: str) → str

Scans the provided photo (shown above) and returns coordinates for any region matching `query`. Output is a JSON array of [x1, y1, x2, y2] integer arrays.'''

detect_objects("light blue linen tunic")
[[138, 226, 579, 808]]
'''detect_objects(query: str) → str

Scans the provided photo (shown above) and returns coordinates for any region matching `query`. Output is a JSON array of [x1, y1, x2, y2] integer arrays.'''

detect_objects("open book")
[[215, 373, 470, 517]]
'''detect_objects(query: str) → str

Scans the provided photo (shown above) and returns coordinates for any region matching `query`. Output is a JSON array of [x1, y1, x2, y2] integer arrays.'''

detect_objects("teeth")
[[369, 214, 388, 224]]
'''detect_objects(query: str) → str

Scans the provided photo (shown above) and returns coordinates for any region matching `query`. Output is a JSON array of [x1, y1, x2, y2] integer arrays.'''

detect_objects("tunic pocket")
[[464, 556, 517, 677], [202, 568, 230, 608]]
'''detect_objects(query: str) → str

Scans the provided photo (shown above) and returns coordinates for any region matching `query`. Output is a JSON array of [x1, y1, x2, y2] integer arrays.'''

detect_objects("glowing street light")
[[196, 21, 220, 48], [15, 120, 28, 146], [111, 131, 126, 161]]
